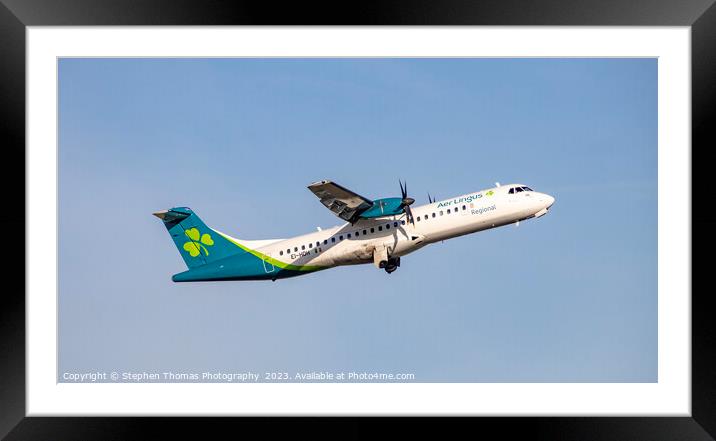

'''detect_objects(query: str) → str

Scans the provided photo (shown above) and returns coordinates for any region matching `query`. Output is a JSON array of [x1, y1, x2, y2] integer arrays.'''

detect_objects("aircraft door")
[[508, 187, 521, 203], [262, 251, 275, 273]]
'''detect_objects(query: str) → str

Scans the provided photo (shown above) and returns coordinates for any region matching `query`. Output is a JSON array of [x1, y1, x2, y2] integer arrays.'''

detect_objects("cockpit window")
[[516, 187, 524, 192], [508, 188, 514, 194], [522, 186, 533, 191]]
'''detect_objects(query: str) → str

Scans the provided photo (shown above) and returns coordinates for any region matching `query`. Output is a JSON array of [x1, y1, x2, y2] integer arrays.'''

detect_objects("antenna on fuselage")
[[495, 182, 501, 187]]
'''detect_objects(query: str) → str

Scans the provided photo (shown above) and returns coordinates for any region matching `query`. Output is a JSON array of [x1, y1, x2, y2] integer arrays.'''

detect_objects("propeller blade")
[[398, 180, 415, 225], [405, 204, 415, 225], [399, 180, 415, 206]]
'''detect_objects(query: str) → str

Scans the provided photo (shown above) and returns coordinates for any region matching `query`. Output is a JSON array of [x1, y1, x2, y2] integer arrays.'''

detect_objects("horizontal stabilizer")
[[153, 209, 190, 224]]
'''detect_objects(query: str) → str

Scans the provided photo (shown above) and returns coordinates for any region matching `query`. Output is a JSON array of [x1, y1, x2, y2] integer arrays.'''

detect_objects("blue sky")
[[58, 58, 657, 382]]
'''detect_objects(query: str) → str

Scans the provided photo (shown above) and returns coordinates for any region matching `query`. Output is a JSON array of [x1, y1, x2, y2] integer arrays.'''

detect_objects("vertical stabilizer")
[[153, 207, 238, 269]]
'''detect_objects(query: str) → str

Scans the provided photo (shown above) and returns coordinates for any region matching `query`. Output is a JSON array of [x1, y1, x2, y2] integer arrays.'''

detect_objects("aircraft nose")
[[544, 194, 555, 208]]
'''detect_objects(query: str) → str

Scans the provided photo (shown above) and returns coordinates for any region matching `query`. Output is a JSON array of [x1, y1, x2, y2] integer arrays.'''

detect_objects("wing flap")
[[307, 180, 373, 222]]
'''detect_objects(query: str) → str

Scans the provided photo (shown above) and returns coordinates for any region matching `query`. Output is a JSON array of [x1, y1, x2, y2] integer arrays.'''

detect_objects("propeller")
[[398, 180, 416, 225]]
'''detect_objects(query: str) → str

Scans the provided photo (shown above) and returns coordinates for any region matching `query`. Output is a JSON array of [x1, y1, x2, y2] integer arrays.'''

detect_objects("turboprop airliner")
[[154, 181, 555, 282]]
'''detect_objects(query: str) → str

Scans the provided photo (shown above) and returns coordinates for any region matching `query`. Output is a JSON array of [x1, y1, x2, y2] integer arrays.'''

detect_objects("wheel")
[[384, 257, 400, 274]]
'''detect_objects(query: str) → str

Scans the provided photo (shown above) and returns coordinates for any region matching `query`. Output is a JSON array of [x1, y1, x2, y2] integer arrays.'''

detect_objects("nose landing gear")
[[379, 257, 401, 274]]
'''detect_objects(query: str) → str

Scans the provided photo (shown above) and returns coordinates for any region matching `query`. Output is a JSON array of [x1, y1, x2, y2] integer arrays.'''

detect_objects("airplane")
[[153, 181, 555, 282]]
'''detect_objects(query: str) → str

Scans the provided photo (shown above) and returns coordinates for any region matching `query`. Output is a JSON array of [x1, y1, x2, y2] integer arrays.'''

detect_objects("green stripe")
[[217, 232, 324, 272]]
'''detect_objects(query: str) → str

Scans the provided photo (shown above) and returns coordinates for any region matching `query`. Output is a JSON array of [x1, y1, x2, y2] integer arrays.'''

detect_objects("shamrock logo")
[[183, 228, 214, 257], [486, 190, 494, 196]]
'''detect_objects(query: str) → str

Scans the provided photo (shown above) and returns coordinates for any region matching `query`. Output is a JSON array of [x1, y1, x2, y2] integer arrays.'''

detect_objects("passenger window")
[[386, 224, 390, 229], [424, 215, 428, 220], [417, 216, 421, 222], [294, 247, 298, 252], [363, 229, 367, 235], [339, 235, 343, 240], [401, 220, 405, 225], [347, 233, 351, 238], [324, 240, 327, 245], [301, 245, 305, 250], [440, 211, 443, 216], [462, 205, 466, 210], [309, 243, 312, 248], [280, 250, 284, 255], [447, 209, 451, 214], [316, 241, 320, 247], [371, 228, 375, 233], [378, 226, 383, 231], [287, 249, 291, 254], [432, 213, 436, 218], [331, 237, 335, 243], [355, 231, 359, 237], [394, 222, 398, 227]]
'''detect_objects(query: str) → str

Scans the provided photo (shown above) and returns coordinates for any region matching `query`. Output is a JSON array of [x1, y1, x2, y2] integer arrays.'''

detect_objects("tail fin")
[[153, 207, 239, 269]]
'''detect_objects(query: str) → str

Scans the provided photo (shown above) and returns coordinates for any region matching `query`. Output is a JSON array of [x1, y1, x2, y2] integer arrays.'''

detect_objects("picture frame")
[[4, 0, 711, 438]]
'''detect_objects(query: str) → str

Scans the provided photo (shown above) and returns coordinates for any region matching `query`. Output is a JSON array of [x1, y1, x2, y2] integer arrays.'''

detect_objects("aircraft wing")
[[307, 180, 374, 222]]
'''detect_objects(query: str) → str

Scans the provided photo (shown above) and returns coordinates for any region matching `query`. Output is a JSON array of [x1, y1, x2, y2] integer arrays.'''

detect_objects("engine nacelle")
[[359, 197, 405, 219]]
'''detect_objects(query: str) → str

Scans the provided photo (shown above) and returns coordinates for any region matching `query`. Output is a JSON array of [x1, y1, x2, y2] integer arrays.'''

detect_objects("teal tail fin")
[[153, 207, 239, 269]]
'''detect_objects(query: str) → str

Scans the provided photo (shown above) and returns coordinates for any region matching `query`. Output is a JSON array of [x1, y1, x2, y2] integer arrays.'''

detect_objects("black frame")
[[2, 1, 712, 439]]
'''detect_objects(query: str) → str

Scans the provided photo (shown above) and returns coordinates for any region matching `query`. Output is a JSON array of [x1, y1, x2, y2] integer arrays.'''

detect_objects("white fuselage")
[[249, 184, 555, 270]]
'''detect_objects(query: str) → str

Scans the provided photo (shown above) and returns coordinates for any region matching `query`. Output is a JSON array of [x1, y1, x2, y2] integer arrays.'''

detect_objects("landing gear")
[[373, 246, 400, 274], [379, 257, 401, 274]]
